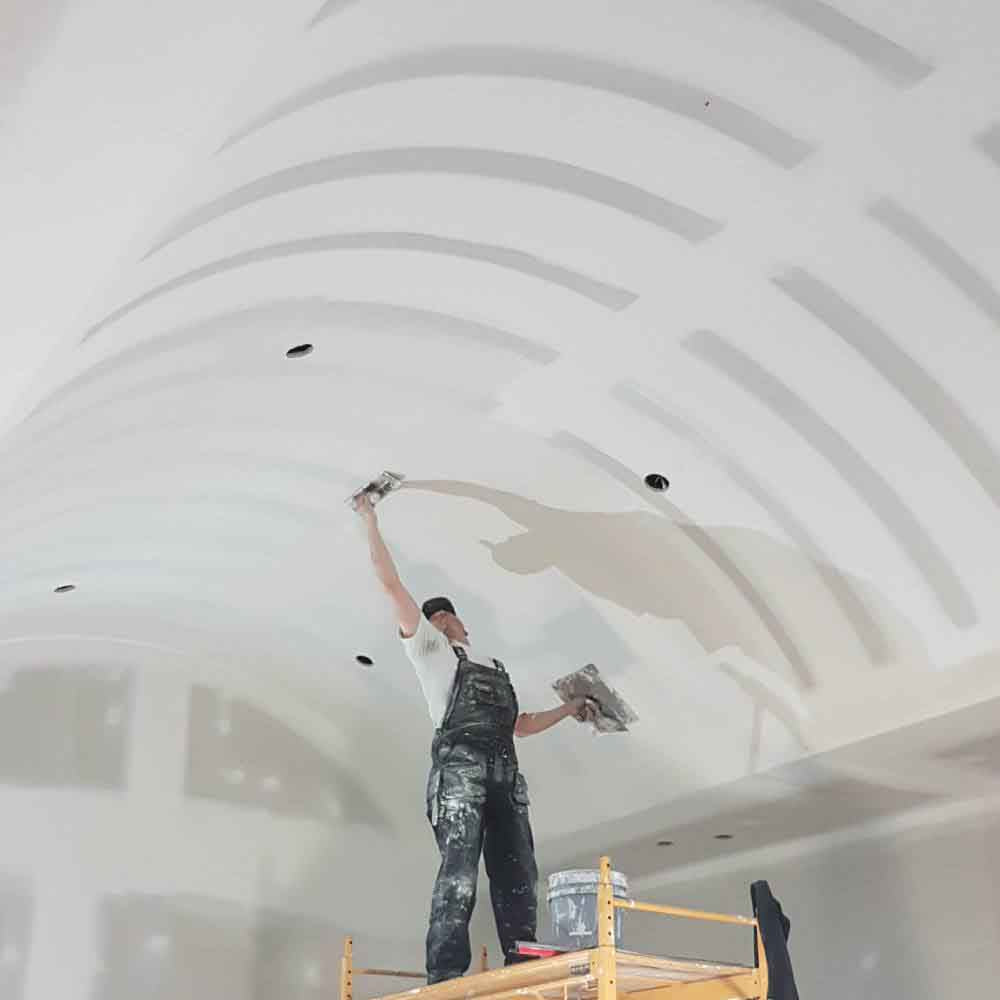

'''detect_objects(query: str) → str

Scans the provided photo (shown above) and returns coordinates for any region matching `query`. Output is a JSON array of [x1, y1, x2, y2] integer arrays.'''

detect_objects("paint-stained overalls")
[[425, 646, 538, 983]]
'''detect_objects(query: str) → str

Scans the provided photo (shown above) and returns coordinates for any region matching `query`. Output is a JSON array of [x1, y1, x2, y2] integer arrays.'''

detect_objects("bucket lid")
[[547, 869, 629, 893]]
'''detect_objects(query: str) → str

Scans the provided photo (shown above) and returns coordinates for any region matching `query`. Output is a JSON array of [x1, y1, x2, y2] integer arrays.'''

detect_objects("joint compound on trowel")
[[346, 470, 405, 507], [552, 664, 638, 734]]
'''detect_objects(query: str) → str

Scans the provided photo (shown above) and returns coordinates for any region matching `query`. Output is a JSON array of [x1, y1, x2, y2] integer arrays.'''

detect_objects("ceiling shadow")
[[0, 666, 132, 789], [185, 686, 391, 831], [90, 891, 413, 1000], [405, 479, 929, 694]]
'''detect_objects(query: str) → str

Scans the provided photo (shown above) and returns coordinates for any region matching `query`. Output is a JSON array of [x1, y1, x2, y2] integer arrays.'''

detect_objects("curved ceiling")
[[1, 0, 999, 995]]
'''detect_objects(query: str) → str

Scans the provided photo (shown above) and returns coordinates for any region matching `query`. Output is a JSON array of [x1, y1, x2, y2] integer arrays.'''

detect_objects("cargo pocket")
[[426, 768, 441, 827], [512, 772, 530, 810]]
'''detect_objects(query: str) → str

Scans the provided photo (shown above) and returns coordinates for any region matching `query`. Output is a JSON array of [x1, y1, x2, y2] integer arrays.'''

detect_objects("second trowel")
[[552, 664, 638, 734]]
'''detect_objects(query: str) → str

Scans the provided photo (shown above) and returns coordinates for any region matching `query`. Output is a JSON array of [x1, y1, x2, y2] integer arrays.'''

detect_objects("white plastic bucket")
[[546, 869, 630, 950]]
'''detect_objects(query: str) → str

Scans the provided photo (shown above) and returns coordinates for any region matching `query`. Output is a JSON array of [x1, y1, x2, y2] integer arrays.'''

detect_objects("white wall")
[[619, 801, 1000, 998]]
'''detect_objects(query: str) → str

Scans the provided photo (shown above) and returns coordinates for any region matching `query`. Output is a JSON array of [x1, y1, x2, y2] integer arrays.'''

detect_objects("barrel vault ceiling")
[[0, 0, 999, 993]]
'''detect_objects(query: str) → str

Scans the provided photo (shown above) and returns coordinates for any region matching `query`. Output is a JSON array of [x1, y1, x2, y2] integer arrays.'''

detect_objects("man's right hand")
[[353, 493, 377, 521]]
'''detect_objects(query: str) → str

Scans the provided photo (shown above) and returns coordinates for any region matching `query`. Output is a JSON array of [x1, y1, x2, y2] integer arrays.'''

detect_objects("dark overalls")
[[425, 646, 538, 983]]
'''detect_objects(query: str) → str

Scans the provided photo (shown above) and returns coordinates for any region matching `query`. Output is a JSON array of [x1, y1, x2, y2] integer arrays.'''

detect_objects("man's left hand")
[[570, 696, 598, 723]]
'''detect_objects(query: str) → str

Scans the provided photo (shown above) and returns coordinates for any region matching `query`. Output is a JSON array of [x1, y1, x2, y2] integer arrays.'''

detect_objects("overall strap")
[[437, 647, 467, 733], [453, 646, 506, 675]]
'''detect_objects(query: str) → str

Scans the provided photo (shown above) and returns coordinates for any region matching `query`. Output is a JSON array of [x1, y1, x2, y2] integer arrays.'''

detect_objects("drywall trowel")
[[346, 471, 405, 508], [552, 664, 638, 734]]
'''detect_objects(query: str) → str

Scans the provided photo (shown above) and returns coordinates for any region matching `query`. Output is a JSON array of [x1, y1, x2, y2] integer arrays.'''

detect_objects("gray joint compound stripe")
[[868, 197, 1000, 328], [612, 381, 889, 665], [775, 266, 1000, 510], [755, 0, 932, 86], [550, 429, 815, 688], [684, 330, 977, 629], [144, 146, 724, 258], [977, 123, 1000, 168], [33, 298, 552, 429], [222, 46, 814, 167], [308, 0, 362, 28], [83, 233, 636, 342]]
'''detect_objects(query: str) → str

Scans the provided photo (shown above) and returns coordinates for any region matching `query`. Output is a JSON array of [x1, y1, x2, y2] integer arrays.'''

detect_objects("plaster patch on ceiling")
[[612, 381, 890, 666], [144, 146, 724, 258], [543, 438, 815, 689], [716, 649, 809, 724], [308, 0, 362, 29], [223, 45, 814, 167], [408, 472, 815, 690], [684, 330, 977, 629], [867, 197, 1000, 329], [752, 0, 934, 86], [774, 267, 1000, 510], [31, 299, 552, 434], [82, 233, 636, 342]]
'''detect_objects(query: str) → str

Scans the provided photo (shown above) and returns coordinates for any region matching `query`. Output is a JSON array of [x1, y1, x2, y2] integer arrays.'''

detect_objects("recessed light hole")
[[356, 655, 374, 667], [657, 840, 674, 847], [286, 343, 314, 359], [54, 584, 76, 594], [644, 473, 669, 492], [714, 833, 733, 840]]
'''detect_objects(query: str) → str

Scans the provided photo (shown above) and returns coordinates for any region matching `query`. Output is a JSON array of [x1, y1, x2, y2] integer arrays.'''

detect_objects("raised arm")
[[354, 494, 421, 638]]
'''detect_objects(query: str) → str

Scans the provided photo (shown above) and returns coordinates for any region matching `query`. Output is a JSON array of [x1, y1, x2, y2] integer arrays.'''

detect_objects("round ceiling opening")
[[286, 343, 314, 359], [54, 584, 77, 594], [644, 473, 669, 492]]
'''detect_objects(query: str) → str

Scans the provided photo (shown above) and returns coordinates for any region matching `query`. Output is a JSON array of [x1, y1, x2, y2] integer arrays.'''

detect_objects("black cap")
[[422, 596, 456, 620]]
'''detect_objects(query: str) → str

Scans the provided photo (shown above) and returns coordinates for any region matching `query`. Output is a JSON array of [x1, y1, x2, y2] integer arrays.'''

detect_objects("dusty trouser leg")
[[483, 771, 538, 964], [426, 756, 487, 983]]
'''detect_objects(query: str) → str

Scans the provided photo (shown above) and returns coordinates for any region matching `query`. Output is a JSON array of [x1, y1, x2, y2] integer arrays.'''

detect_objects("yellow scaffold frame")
[[340, 856, 769, 1000]]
